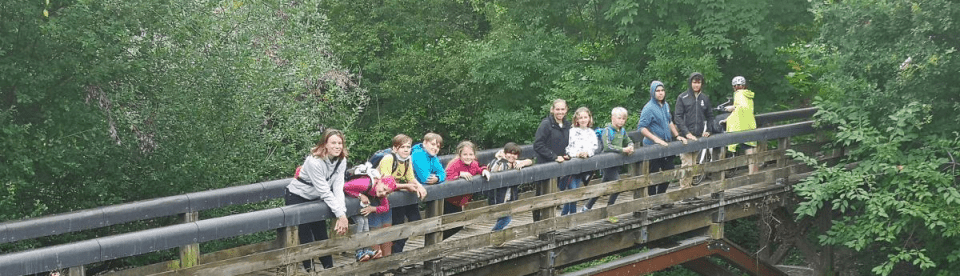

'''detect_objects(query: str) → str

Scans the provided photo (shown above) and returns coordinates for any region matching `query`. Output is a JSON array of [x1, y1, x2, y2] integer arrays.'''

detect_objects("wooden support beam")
[[534, 178, 559, 221], [682, 257, 738, 276], [277, 226, 298, 276], [178, 211, 200, 269], [635, 161, 651, 199], [68, 266, 85, 276], [579, 239, 787, 276], [424, 200, 443, 247]]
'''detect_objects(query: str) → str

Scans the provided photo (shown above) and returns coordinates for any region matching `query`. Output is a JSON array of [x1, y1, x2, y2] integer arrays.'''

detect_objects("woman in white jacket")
[[286, 128, 350, 272], [560, 107, 599, 215]]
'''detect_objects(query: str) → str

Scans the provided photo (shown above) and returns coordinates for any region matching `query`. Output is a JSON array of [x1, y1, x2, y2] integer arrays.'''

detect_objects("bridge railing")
[[0, 108, 821, 276]]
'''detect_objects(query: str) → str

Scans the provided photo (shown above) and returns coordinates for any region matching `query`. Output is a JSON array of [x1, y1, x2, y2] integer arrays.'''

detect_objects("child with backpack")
[[487, 142, 534, 231], [343, 173, 398, 262], [582, 107, 635, 211], [443, 141, 491, 239], [560, 107, 599, 215], [374, 134, 427, 257]]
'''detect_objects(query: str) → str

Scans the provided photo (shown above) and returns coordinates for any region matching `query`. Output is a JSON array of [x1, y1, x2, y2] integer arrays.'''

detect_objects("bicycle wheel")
[[692, 149, 711, 185]]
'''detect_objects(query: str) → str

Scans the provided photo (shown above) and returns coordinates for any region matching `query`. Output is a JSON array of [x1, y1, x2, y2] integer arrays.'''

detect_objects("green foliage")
[[787, 1, 960, 274], [0, 0, 366, 262], [640, 27, 723, 101], [547, 65, 635, 128], [321, 0, 813, 158]]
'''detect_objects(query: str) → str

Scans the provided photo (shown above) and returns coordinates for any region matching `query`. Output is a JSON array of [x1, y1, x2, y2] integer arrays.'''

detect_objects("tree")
[[0, 0, 366, 241], [787, 0, 960, 274]]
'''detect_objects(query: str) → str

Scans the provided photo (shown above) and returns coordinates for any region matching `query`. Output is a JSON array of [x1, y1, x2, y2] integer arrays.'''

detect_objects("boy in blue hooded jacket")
[[392, 132, 445, 253], [638, 81, 687, 196]]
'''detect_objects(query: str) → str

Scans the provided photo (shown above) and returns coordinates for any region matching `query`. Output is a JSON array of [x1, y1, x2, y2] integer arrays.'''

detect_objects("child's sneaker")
[[356, 248, 375, 262]]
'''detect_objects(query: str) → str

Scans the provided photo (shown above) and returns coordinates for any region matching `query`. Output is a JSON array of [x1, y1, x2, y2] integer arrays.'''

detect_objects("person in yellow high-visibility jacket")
[[724, 76, 758, 173]]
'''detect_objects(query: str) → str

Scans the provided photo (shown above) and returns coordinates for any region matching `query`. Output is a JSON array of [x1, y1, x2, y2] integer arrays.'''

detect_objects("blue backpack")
[[594, 126, 622, 152], [368, 148, 399, 174]]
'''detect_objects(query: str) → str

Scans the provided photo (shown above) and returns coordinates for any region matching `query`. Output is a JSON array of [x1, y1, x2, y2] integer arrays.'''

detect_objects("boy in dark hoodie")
[[673, 72, 714, 199]]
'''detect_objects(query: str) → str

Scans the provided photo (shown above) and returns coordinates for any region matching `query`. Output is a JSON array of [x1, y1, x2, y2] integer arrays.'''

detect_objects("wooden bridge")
[[0, 108, 839, 276]]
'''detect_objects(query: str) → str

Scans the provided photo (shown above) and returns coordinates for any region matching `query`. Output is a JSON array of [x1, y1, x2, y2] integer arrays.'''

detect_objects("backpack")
[[368, 148, 399, 175], [594, 126, 620, 154], [343, 162, 380, 182]]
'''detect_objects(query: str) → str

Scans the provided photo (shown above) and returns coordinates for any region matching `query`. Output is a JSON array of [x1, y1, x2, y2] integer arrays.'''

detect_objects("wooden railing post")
[[533, 178, 559, 221], [424, 199, 444, 275], [67, 266, 85, 276], [751, 139, 767, 175], [178, 211, 200, 269], [719, 147, 728, 181], [635, 161, 650, 199], [778, 138, 790, 168], [277, 225, 299, 276], [424, 200, 443, 246], [538, 231, 558, 276]]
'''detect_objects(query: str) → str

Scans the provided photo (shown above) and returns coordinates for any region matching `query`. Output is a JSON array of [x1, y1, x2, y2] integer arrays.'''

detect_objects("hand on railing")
[[416, 184, 428, 200], [675, 136, 688, 145]]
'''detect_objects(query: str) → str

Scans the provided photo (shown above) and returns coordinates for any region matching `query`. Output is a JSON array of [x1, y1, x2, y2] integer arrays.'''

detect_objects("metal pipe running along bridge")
[[0, 108, 837, 276]]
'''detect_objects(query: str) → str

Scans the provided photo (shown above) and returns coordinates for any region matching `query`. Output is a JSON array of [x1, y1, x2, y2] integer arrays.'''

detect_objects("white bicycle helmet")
[[731, 76, 746, 86]]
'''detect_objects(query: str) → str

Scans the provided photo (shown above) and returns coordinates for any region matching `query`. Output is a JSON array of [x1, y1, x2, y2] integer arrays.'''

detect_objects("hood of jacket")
[[649, 80, 665, 105], [686, 72, 704, 94], [737, 89, 755, 99], [411, 143, 429, 157]]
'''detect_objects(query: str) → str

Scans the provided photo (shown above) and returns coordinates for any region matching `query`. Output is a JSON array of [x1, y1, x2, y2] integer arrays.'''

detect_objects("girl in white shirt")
[[560, 107, 599, 215]]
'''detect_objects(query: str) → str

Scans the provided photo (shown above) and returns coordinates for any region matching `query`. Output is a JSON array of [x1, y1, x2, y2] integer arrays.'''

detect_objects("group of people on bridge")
[[284, 72, 758, 272]]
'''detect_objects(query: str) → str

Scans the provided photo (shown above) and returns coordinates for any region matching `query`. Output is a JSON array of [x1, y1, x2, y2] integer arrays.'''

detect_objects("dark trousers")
[[442, 200, 463, 240], [284, 191, 333, 270], [584, 166, 622, 209], [647, 156, 676, 195], [390, 204, 422, 253]]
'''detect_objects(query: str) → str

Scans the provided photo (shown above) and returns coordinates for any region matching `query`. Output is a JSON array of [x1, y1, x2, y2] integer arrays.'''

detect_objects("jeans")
[[390, 203, 422, 253], [284, 191, 333, 270], [559, 175, 582, 216], [351, 214, 371, 256], [583, 166, 621, 210], [488, 186, 518, 231]]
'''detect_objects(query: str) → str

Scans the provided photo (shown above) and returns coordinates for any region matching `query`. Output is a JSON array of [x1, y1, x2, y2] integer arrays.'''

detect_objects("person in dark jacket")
[[532, 99, 570, 220], [673, 72, 714, 197], [533, 99, 571, 164]]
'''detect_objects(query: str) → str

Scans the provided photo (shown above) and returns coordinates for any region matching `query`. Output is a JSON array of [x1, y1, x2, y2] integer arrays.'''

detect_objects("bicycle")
[[692, 97, 733, 185]]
